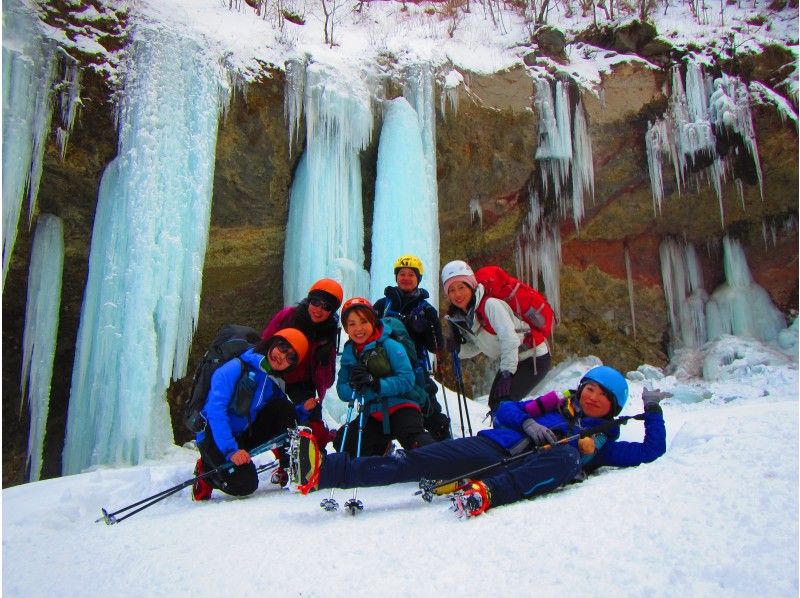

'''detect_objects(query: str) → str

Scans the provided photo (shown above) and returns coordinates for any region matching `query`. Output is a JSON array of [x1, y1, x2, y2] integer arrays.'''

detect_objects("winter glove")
[[522, 418, 557, 447], [350, 363, 380, 393], [642, 389, 672, 413], [488, 370, 514, 406], [314, 339, 334, 366], [295, 403, 311, 422], [445, 321, 465, 354]]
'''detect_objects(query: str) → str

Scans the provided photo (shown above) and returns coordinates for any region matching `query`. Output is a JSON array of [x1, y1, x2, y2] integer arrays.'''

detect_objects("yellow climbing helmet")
[[393, 255, 424, 280]]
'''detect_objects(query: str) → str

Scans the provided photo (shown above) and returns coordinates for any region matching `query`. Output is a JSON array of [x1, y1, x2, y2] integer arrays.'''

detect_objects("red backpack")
[[474, 265, 555, 347]]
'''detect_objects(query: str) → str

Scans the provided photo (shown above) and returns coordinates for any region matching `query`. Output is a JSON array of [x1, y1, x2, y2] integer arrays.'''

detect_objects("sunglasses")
[[274, 340, 299, 365], [309, 297, 335, 312]]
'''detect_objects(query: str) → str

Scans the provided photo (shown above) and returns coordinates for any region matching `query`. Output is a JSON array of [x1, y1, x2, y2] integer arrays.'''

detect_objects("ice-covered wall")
[[2, 0, 56, 289], [20, 214, 64, 481], [660, 237, 708, 352], [62, 26, 229, 475], [283, 60, 373, 305], [645, 61, 763, 223]]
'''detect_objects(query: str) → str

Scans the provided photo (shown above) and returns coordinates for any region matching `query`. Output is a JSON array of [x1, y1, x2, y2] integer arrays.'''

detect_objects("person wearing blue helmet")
[[289, 365, 668, 517]]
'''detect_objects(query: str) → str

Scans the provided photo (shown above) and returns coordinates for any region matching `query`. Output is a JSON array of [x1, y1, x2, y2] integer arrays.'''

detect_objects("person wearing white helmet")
[[440, 260, 552, 417]]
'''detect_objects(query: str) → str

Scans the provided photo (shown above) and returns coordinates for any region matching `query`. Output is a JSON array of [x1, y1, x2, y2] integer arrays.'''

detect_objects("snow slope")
[[4, 336, 797, 597]]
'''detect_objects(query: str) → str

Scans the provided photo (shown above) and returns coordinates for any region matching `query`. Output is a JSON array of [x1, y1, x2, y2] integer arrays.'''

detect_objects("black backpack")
[[183, 324, 262, 433]]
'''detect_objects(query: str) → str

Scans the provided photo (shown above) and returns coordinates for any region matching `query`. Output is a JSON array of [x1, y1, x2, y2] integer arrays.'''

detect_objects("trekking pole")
[[344, 393, 366, 515], [415, 414, 645, 502], [451, 350, 473, 436], [320, 393, 356, 512], [427, 347, 453, 438], [97, 432, 289, 525]]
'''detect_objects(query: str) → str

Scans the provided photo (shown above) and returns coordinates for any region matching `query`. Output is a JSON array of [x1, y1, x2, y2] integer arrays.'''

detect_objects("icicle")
[[441, 68, 462, 117], [284, 57, 306, 158], [571, 101, 594, 229], [283, 60, 373, 305], [469, 197, 483, 227], [20, 214, 64, 481], [624, 245, 637, 339], [54, 48, 82, 160], [62, 27, 229, 475], [2, 0, 58, 289], [534, 78, 572, 208], [659, 237, 708, 353], [513, 190, 562, 321]]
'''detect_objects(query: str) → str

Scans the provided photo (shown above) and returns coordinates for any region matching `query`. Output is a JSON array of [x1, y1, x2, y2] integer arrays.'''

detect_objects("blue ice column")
[[21, 214, 64, 481], [370, 96, 437, 303], [283, 61, 373, 305], [62, 28, 228, 474]]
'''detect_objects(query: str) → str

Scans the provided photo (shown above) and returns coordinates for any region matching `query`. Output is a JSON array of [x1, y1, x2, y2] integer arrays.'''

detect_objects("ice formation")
[[659, 237, 708, 352], [625, 245, 637, 339]]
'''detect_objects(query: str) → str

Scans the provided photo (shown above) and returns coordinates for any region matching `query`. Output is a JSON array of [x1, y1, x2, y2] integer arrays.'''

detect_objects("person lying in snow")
[[289, 365, 667, 517]]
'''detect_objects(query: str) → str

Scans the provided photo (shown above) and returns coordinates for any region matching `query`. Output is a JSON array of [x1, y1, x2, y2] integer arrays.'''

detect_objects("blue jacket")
[[479, 395, 666, 470], [374, 287, 443, 360], [336, 324, 416, 416], [196, 348, 287, 460]]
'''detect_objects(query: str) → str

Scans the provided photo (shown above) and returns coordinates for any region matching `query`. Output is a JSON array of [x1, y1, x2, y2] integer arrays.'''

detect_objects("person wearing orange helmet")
[[261, 278, 343, 456], [334, 297, 435, 457], [192, 328, 309, 500]]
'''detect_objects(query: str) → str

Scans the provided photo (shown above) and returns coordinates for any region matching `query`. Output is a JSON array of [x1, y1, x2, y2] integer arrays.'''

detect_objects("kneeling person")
[[192, 328, 309, 500]]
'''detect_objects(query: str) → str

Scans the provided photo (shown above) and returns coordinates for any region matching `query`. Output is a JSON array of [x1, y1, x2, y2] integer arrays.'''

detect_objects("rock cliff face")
[[2, 37, 796, 485]]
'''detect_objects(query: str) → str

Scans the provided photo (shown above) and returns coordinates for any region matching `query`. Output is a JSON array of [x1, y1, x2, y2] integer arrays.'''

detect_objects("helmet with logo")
[[393, 255, 424, 281], [579, 365, 628, 416]]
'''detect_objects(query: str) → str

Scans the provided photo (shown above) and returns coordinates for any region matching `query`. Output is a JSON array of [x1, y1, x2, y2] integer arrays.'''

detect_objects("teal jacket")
[[336, 324, 417, 417]]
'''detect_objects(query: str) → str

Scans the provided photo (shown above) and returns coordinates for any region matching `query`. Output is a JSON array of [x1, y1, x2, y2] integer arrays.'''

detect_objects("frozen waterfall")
[[20, 214, 64, 481], [706, 237, 786, 342], [659, 237, 708, 352], [283, 60, 373, 304], [62, 27, 229, 475], [369, 66, 440, 305]]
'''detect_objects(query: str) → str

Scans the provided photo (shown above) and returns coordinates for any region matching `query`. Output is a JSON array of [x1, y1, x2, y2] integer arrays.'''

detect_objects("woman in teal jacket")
[[334, 298, 435, 457]]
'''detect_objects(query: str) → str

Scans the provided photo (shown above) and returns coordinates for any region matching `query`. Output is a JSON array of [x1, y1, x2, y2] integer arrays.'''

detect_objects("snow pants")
[[334, 407, 435, 458], [198, 397, 296, 496], [318, 435, 581, 509]]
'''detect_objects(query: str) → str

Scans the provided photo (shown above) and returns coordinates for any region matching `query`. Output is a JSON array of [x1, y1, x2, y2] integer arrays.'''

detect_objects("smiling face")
[[307, 299, 333, 324], [266, 341, 297, 371], [447, 281, 474, 311], [344, 309, 375, 345], [579, 381, 613, 418], [396, 268, 419, 292]]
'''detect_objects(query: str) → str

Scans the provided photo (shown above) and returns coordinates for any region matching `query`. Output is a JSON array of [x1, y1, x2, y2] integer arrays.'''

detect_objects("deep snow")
[[3, 334, 798, 596]]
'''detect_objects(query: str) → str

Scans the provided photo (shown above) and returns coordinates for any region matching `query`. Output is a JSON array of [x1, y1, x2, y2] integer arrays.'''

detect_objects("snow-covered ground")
[[4, 333, 797, 597]]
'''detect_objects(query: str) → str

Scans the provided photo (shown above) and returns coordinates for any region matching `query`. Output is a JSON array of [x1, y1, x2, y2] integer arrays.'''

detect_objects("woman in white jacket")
[[441, 260, 551, 417]]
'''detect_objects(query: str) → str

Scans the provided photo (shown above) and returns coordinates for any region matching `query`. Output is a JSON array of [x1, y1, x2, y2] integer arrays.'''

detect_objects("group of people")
[[190, 255, 668, 517]]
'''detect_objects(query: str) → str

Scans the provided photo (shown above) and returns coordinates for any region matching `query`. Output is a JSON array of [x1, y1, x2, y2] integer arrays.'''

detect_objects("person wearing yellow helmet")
[[261, 278, 343, 456], [192, 327, 310, 501], [373, 255, 451, 441]]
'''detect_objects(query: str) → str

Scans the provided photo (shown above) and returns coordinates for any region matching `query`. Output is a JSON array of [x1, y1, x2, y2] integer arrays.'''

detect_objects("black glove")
[[314, 339, 333, 366], [350, 363, 380, 393], [488, 370, 513, 406], [445, 321, 465, 354], [642, 389, 672, 413]]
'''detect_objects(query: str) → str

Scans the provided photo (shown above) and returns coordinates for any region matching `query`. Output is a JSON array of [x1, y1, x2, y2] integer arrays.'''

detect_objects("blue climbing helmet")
[[580, 366, 628, 416]]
